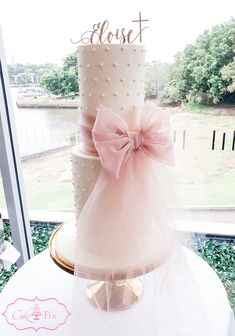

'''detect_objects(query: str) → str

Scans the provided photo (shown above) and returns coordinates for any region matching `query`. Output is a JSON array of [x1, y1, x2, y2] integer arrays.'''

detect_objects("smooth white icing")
[[55, 220, 172, 275], [55, 221, 76, 268]]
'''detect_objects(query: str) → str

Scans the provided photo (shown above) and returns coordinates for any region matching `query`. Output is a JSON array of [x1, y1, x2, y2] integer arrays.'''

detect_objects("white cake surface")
[[55, 220, 173, 279], [56, 146, 101, 269], [78, 43, 145, 153], [55, 221, 76, 268], [71, 145, 101, 220]]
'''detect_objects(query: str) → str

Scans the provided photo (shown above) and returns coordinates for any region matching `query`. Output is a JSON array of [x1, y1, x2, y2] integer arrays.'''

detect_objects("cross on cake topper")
[[71, 12, 149, 45], [132, 12, 149, 43]]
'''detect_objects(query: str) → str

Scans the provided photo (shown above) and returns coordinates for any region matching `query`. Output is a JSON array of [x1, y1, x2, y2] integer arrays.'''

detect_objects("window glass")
[[0, 173, 6, 212], [1, 1, 235, 214], [11, 90, 77, 210], [171, 113, 235, 207]]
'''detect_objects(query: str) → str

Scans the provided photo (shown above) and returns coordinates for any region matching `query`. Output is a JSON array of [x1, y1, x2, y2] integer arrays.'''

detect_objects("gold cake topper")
[[72, 12, 149, 45]]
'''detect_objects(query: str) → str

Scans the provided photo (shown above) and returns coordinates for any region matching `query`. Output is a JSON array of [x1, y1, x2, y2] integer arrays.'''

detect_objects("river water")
[[11, 89, 80, 156]]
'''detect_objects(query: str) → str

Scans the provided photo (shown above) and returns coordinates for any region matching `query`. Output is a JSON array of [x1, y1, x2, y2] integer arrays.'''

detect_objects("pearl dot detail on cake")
[[120, 78, 125, 82], [93, 78, 98, 83], [99, 62, 104, 67], [121, 106, 125, 110], [100, 93, 105, 98], [83, 78, 87, 82], [105, 46, 110, 51], [127, 62, 131, 66], [133, 48, 137, 52], [87, 64, 91, 68], [126, 92, 130, 96], [112, 62, 118, 67], [92, 47, 96, 52], [88, 93, 92, 97], [105, 78, 111, 83], [113, 92, 118, 96], [133, 79, 136, 82], [120, 46, 125, 51]]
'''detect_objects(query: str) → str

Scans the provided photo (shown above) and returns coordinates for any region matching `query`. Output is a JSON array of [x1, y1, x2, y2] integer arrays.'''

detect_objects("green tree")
[[159, 53, 182, 104], [7, 63, 58, 86], [160, 79, 181, 105], [63, 53, 77, 71], [145, 61, 172, 98], [40, 52, 78, 96], [221, 58, 235, 92], [161, 19, 235, 104]]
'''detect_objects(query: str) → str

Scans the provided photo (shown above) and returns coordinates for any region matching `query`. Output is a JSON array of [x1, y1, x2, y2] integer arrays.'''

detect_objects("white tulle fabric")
[[74, 102, 177, 279], [71, 102, 234, 335]]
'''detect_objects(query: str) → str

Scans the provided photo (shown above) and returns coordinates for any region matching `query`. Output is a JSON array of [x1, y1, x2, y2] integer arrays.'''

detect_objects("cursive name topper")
[[71, 12, 149, 45]]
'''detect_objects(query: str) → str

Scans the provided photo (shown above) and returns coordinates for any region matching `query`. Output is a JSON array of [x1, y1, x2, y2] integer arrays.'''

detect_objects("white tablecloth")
[[0, 247, 234, 335]]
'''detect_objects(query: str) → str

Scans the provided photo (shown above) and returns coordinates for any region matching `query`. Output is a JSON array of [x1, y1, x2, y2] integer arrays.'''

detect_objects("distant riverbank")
[[16, 99, 79, 109]]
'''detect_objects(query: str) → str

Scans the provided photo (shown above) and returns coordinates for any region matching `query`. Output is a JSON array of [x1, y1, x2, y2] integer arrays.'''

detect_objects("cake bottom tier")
[[54, 220, 175, 280]]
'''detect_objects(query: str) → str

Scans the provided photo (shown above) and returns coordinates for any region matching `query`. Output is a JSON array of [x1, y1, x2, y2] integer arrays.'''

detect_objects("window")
[[13, 99, 78, 211], [172, 113, 235, 207], [0, 174, 6, 212]]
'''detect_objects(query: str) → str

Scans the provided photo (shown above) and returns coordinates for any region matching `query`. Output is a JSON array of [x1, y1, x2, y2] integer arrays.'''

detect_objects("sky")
[[1, 0, 235, 65]]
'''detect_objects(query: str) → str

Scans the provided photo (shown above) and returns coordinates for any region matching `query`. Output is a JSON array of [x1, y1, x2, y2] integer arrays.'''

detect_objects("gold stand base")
[[86, 278, 144, 311]]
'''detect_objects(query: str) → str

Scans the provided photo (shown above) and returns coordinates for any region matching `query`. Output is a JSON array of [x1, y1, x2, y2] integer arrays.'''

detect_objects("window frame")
[[0, 27, 34, 267]]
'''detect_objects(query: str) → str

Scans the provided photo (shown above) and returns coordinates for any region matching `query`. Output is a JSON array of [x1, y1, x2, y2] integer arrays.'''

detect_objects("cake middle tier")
[[71, 145, 101, 221], [78, 44, 145, 153]]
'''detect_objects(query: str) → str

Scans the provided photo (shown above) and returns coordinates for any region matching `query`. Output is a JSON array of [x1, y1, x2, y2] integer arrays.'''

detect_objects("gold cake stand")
[[49, 223, 74, 274], [49, 222, 171, 311]]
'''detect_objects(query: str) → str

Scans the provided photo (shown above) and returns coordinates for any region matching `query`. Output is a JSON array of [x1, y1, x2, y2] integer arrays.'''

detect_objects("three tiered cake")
[[55, 43, 175, 280]]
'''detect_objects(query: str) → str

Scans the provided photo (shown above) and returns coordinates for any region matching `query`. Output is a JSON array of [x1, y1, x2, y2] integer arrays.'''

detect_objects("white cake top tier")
[[78, 44, 145, 154]]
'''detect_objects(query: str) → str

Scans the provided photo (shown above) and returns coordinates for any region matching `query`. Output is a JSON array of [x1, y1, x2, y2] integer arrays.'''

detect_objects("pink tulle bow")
[[92, 102, 174, 179]]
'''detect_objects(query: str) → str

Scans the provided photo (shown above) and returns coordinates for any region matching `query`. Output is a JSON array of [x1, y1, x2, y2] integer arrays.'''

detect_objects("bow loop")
[[92, 103, 174, 179]]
